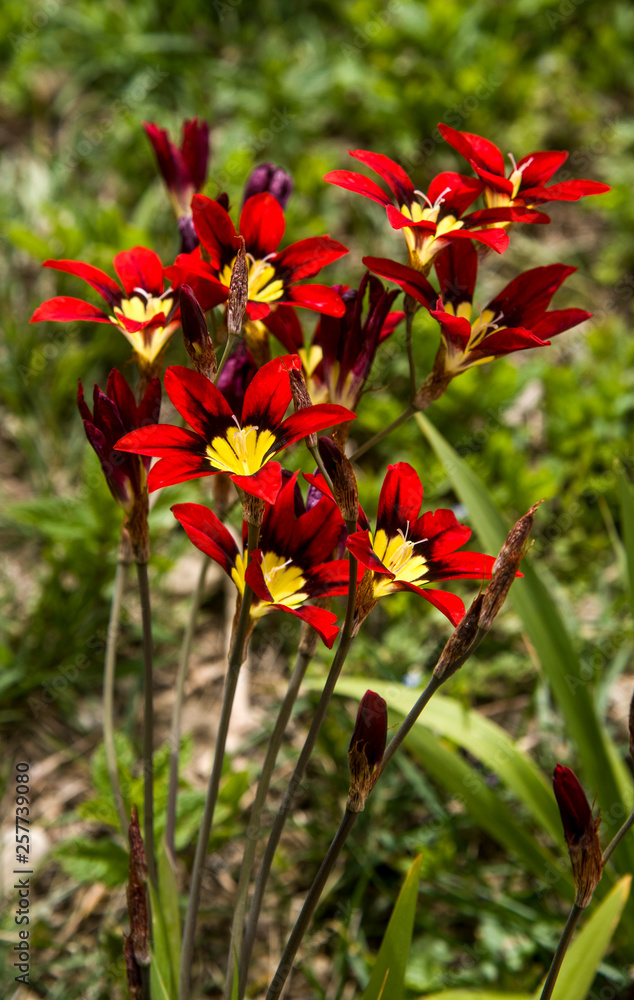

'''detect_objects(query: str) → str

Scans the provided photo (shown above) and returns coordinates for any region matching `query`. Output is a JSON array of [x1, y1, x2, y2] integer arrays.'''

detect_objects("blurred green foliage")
[[1, 0, 634, 996]]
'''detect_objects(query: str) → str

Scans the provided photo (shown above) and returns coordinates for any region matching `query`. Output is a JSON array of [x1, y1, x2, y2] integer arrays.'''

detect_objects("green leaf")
[[416, 413, 634, 864], [53, 837, 129, 888], [422, 992, 530, 999], [361, 854, 422, 1000], [156, 837, 181, 997], [534, 876, 631, 1000], [149, 873, 178, 1000], [617, 471, 634, 619]]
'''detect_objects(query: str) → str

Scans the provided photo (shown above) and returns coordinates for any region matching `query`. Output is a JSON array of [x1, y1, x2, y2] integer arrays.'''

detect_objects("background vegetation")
[[1, 0, 634, 997]]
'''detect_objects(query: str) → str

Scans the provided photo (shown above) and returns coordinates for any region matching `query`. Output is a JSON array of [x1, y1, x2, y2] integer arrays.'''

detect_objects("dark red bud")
[[347, 690, 387, 812], [180, 285, 217, 379], [553, 764, 603, 907]]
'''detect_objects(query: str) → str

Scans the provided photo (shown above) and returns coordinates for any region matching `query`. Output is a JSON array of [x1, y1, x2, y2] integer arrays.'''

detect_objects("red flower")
[[172, 473, 350, 647], [115, 354, 355, 504], [439, 124, 610, 214], [346, 463, 495, 626], [553, 764, 603, 907], [165, 192, 348, 322], [367, 242, 590, 373], [324, 149, 522, 273], [31, 247, 180, 370], [144, 118, 210, 217]]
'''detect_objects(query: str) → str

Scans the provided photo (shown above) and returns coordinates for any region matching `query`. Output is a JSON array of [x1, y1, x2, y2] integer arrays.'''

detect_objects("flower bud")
[[553, 764, 603, 908], [318, 437, 359, 526], [289, 368, 318, 449], [243, 162, 293, 209], [217, 340, 257, 414], [180, 284, 217, 380], [227, 236, 248, 337], [126, 805, 150, 967], [433, 593, 484, 682], [478, 500, 542, 632], [123, 934, 144, 1000], [347, 690, 387, 812]]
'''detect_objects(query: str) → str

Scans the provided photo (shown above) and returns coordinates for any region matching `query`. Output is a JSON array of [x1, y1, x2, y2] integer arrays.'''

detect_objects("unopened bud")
[[180, 284, 217, 379], [553, 764, 603, 908], [123, 934, 144, 1000], [126, 805, 150, 967], [227, 236, 248, 337], [347, 690, 387, 812], [478, 500, 542, 632], [243, 162, 293, 209], [242, 492, 266, 528], [289, 369, 318, 449], [433, 593, 484, 682], [318, 437, 359, 525]]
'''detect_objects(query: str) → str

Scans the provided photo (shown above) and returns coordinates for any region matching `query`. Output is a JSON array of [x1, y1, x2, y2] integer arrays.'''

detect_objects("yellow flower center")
[[111, 292, 176, 364], [231, 551, 308, 615], [219, 253, 285, 304], [371, 524, 427, 598], [398, 199, 463, 272], [439, 303, 504, 373], [206, 423, 277, 476]]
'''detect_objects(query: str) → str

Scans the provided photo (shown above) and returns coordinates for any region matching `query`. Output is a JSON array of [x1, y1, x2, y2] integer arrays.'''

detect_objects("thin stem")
[[539, 903, 583, 1000], [405, 308, 417, 400], [307, 444, 335, 495], [265, 809, 358, 1000], [239, 557, 358, 997], [602, 807, 634, 866], [166, 554, 209, 858], [226, 646, 314, 999], [381, 673, 444, 772], [179, 522, 260, 1000], [214, 332, 238, 385], [103, 557, 129, 837], [136, 560, 157, 891], [348, 404, 415, 462]]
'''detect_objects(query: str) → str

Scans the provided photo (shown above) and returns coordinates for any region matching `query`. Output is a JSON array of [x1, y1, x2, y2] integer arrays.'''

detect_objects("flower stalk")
[[103, 553, 130, 837]]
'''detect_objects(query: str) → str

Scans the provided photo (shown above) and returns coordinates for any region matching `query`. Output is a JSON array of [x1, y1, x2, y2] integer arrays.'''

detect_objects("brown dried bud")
[[347, 690, 387, 812], [478, 500, 543, 632], [180, 284, 217, 380], [126, 805, 150, 967], [241, 491, 266, 528], [289, 368, 318, 449], [433, 593, 484, 682], [553, 764, 603, 908], [318, 437, 359, 526], [227, 236, 248, 337], [352, 568, 379, 634], [123, 934, 144, 1000]]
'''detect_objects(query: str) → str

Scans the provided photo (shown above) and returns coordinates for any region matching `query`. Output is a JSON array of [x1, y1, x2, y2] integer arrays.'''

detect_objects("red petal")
[[277, 403, 356, 450], [275, 236, 349, 281], [428, 172, 483, 216], [270, 603, 340, 648], [239, 191, 285, 257], [376, 463, 423, 536], [106, 369, 138, 431], [469, 162, 513, 196], [30, 297, 110, 324], [41, 258, 121, 305], [241, 354, 300, 428], [191, 194, 240, 266], [533, 308, 590, 340], [435, 242, 477, 308], [438, 124, 505, 176], [444, 227, 509, 254], [385, 205, 436, 233], [426, 551, 495, 582], [147, 454, 212, 492], [116, 423, 203, 457], [323, 169, 392, 207], [245, 301, 272, 321], [172, 502, 239, 575], [363, 256, 436, 308], [524, 179, 611, 203], [346, 530, 392, 576], [113, 247, 165, 297], [165, 365, 235, 436], [264, 304, 305, 352], [429, 307, 472, 353], [286, 284, 346, 316], [488, 264, 576, 327], [349, 149, 416, 205], [230, 463, 282, 504], [517, 150, 568, 187], [400, 584, 466, 626]]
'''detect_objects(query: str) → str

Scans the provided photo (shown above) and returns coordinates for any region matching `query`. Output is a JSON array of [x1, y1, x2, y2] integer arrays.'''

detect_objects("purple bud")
[[243, 162, 293, 209]]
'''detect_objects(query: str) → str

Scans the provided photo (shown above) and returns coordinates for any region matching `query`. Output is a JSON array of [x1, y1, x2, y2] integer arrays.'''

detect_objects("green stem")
[[179, 522, 259, 1000], [226, 645, 314, 999], [539, 903, 583, 1000], [136, 560, 157, 891], [265, 809, 358, 1000], [103, 557, 129, 837], [602, 807, 634, 866], [348, 404, 415, 462], [381, 673, 443, 772], [307, 444, 335, 495], [405, 308, 417, 401], [165, 555, 209, 858], [239, 556, 358, 997], [214, 332, 238, 385]]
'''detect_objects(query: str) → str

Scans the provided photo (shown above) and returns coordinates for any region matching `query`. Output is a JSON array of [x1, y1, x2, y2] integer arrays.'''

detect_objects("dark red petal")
[[181, 118, 210, 191], [488, 264, 576, 327], [137, 377, 162, 427], [30, 297, 111, 324], [191, 194, 240, 266], [442, 227, 509, 254], [428, 171, 483, 215], [469, 162, 514, 196], [239, 191, 285, 257], [553, 763, 594, 844], [467, 206, 551, 225], [349, 149, 416, 205], [425, 551, 495, 582], [385, 205, 436, 233], [532, 308, 591, 340], [230, 463, 282, 504], [468, 328, 548, 360], [396, 583, 466, 625], [277, 403, 356, 450], [305, 559, 351, 597], [264, 304, 305, 352], [516, 150, 568, 187], [350, 691, 388, 767], [323, 169, 393, 207], [275, 237, 349, 281], [171, 502, 239, 576], [241, 354, 300, 428], [143, 121, 183, 192], [115, 423, 203, 457], [245, 549, 274, 602], [147, 454, 212, 492], [376, 463, 423, 536], [415, 508, 471, 551], [165, 364, 235, 437], [113, 247, 165, 297], [438, 124, 505, 176], [271, 603, 340, 648], [435, 242, 477, 307], [429, 307, 472, 353], [286, 284, 346, 317], [525, 179, 612, 202], [41, 258, 122, 305], [363, 256, 437, 309], [106, 369, 138, 431], [346, 530, 393, 576]]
